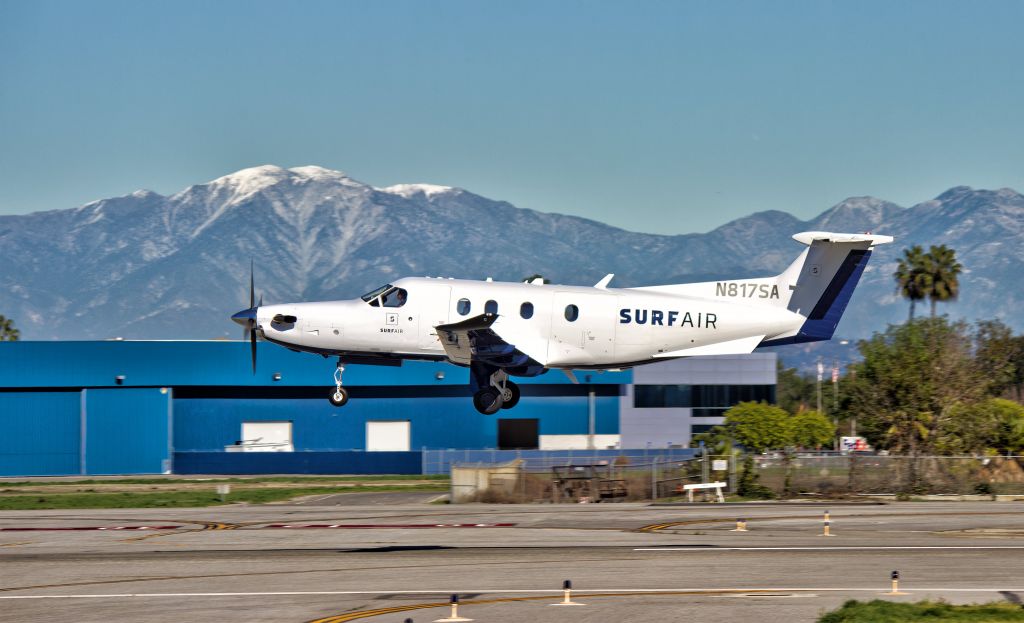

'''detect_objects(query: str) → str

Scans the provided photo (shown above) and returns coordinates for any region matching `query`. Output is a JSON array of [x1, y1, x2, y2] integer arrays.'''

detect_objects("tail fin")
[[762, 231, 893, 345]]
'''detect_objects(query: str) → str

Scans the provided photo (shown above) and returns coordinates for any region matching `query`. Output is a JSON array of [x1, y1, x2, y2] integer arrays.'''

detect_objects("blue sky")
[[1, 0, 1022, 233]]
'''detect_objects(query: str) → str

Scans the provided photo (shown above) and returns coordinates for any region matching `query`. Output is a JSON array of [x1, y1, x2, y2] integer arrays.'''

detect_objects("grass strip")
[[0, 485, 449, 510], [819, 600, 1024, 622]]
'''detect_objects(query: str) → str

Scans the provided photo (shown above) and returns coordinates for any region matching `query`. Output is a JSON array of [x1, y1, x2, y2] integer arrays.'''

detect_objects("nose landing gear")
[[328, 361, 349, 407]]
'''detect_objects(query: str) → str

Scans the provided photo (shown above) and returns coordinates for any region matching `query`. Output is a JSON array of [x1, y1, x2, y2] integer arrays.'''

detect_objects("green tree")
[[775, 361, 816, 413], [894, 245, 928, 321], [974, 320, 1024, 401], [989, 398, 1024, 455], [933, 401, 1000, 455], [934, 398, 1024, 455], [847, 318, 985, 456], [974, 320, 1023, 398], [789, 410, 836, 449], [0, 315, 18, 342], [722, 401, 792, 452], [921, 244, 962, 317]]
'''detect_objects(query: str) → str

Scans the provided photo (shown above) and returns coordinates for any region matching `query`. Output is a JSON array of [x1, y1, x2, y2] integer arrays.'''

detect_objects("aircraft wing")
[[434, 313, 545, 369]]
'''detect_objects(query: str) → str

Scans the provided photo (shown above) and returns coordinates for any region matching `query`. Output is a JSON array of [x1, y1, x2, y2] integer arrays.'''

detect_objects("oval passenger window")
[[520, 302, 534, 319], [564, 304, 578, 322], [457, 298, 471, 316], [485, 300, 498, 314]]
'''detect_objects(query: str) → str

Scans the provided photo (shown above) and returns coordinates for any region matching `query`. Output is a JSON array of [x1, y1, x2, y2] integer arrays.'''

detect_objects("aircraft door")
[[418, 284, 452, 350], [549, 292, 616, 364]]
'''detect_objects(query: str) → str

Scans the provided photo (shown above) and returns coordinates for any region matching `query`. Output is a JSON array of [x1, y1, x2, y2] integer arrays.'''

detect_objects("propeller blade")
[[249, 325, 257, 373], [249, 259, 255, 309]]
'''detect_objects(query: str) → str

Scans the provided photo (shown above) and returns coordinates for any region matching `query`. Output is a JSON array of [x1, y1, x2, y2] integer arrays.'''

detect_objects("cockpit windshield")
[[361, 284, 392, 303], [360, 284, 408, 308]]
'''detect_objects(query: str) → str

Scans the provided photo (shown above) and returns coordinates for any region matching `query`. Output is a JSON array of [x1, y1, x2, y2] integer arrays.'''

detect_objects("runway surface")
[[2, 500, 1024, 622]]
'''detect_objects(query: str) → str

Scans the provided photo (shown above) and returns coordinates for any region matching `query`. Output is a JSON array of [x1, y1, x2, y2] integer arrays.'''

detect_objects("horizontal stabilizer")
[[792, 231, 894, 247], [656, 334, 765, 358]]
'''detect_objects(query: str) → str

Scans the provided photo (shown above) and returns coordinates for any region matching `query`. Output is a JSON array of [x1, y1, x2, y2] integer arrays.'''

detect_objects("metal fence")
[[751, 454, 1024, 496], [421, 448, 697, 475]]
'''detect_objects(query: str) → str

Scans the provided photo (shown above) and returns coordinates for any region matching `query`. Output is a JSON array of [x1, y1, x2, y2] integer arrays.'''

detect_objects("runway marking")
[[637, 510, 1024, 533], [635, 546, 1024, 551], [0, 557, 628, 594], [266, 523, 516, 529], [0, 541, 34, 547], [0, 521, 512, 533], [0, 526, 182, 532], [6, 587, 1024, 601]]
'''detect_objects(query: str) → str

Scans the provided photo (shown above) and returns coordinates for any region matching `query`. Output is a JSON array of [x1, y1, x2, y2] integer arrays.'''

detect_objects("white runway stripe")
[[4, 587, 1024, 600], [634, 546, 1024, 551]]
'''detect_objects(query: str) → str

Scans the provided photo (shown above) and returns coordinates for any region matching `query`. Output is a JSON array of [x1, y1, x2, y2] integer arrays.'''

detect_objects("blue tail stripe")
[[760, 249, 873, 347]]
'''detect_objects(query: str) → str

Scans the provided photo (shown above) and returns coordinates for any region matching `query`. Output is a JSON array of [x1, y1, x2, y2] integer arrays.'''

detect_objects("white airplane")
[[232, 231, 892, 414]]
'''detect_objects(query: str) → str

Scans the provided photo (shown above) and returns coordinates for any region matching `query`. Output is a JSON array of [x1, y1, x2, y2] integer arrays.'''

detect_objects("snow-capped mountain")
[[1, 165, 1022, 345]]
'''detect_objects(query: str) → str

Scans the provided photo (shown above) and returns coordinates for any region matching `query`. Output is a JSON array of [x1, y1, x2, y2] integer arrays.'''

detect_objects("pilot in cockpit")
[[382, 288, 408, 308]]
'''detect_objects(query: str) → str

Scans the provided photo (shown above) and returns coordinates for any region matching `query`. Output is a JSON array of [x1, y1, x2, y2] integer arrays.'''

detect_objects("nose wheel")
[[328, 362, 349, 407]]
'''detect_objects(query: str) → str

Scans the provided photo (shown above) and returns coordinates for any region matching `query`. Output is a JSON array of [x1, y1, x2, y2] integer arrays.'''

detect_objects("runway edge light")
[[886, 570, 908, 596], [819, 509, 834, 537], [433, 593, 473, 622], [550, 579, 585, 606]]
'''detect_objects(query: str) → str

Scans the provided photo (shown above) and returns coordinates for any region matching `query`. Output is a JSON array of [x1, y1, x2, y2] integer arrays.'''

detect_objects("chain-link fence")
[[445, 451, 735, 503], [749, 454, 1024, 496], [422, 448, 697, 475]]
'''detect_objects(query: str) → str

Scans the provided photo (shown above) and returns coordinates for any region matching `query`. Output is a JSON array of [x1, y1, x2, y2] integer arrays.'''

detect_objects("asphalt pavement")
[[2, 500, 1023, 622]]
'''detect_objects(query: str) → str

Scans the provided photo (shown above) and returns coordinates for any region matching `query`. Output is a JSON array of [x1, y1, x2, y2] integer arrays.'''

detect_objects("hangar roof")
[[0, 341, 632, 389]]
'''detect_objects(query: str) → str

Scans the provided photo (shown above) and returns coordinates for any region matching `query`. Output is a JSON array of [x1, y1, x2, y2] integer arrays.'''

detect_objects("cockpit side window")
[[382, 288, 408, 308]]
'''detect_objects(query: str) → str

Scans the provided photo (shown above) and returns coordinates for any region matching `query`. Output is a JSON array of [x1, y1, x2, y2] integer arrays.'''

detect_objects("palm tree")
[[922, 244, 962, 317], [0, 315, 19, 341], [894, 246, 928, 321]]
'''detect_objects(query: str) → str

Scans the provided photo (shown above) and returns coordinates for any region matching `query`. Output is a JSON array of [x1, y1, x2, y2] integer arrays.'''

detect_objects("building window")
[[485, 300, 498, 314], [633, 384, 776, 409], [520, 302, 534, 319], [691, 424, 718, 436], [564, 304, 578, 322], [457, 298, 471, 315]]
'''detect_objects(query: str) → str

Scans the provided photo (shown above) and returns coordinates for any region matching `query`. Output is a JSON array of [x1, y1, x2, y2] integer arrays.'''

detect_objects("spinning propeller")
[[230, 261, 261, 373]]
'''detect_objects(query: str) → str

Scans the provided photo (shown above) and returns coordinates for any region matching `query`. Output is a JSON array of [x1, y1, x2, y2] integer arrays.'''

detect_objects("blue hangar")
[[0, 341, 775, 477]]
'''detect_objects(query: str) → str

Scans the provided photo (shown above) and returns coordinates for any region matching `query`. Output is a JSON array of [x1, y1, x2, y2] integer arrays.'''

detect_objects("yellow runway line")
[[306, 589, 811, 623]]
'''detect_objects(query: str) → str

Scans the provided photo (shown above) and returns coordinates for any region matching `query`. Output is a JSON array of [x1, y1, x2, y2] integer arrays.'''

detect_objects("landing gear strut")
[[328, 361, 349, 407], [471, 368, 520, 415]]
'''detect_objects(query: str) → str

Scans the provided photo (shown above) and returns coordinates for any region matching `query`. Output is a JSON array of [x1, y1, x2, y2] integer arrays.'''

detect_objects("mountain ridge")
[[1, 165, 1022, 346]]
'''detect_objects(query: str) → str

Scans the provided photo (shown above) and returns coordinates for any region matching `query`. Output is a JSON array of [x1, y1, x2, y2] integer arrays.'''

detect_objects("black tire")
[[328, 387, 349, 407], [500, 381, 520, 409], [472, 388, 503, 415]]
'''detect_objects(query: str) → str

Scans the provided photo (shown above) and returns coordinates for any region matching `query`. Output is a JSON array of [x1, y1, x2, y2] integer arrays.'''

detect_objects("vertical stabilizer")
[[762, 232, 892, 345]]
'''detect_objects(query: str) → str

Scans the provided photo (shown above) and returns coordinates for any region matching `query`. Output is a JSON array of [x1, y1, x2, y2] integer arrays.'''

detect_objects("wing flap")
[[435, 314, 547, 368]]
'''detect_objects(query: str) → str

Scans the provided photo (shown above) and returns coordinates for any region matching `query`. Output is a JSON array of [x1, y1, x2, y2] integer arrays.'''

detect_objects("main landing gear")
[[472, 368, 520, 415], [328, 361, 349, 407]]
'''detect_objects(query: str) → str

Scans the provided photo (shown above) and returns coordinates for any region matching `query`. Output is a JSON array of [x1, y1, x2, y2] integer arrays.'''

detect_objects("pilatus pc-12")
[[232, 231, 891, 414]]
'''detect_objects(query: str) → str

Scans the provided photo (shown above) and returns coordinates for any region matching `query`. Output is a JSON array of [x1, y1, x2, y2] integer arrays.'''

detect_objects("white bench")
[[683, 481, 727, 503]]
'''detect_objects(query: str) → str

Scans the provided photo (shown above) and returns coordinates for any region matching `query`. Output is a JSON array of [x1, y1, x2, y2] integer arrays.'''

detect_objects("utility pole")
[[586, 375, 595, 450], [816, 358, 823, 414]]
